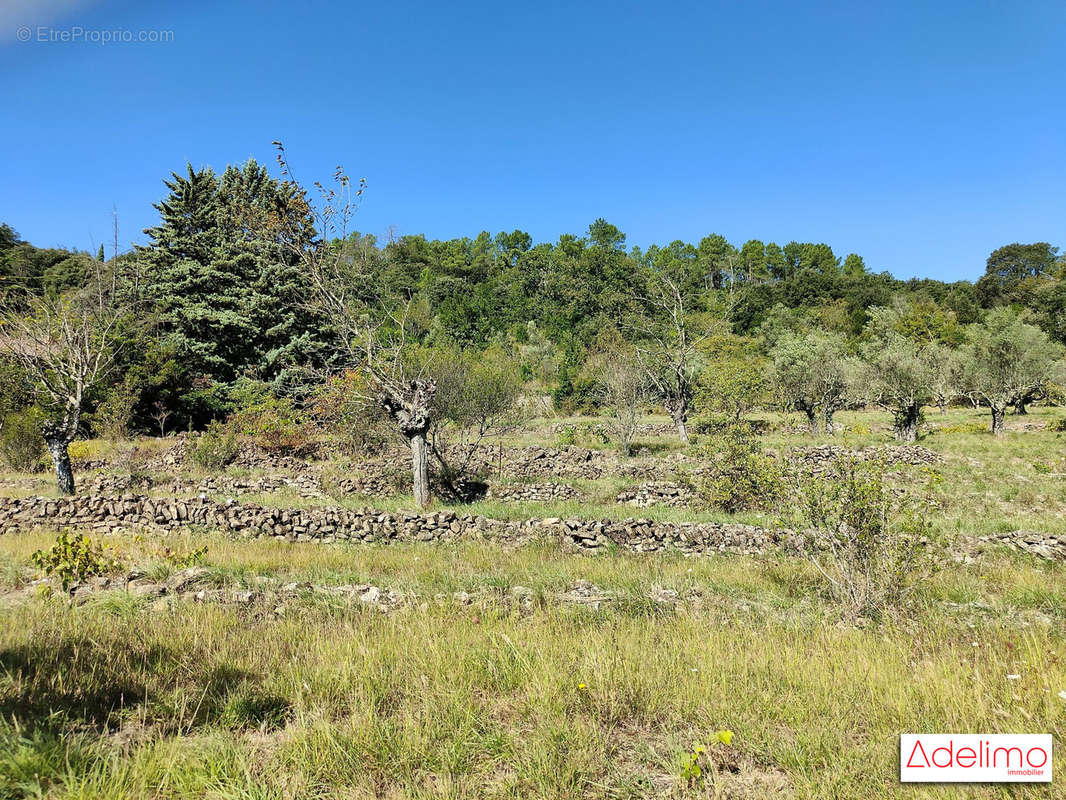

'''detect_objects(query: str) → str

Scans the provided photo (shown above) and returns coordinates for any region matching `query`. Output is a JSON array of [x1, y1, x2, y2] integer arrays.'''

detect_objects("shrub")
[[1047, 418, 1066, 433], [691, 423, 784, 512], [788, 457, 939, 620], [31, 530, 123, 590], [556, 424, 577, 447], [310, 370, 392, 456], [228, 380, 314, 455], [188, 421, 239, 469], [0, 409, 45, 472], [935, 421, 987, 434], [93, 380, 138, 441]]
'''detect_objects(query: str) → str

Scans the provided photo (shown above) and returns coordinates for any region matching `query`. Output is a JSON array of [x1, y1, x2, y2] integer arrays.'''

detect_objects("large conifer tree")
[[139, 161, 326, 408]]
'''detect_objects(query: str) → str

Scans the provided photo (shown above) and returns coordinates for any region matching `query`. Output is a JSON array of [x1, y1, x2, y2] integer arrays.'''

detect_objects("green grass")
[[1, 532, 1066, 798], [3, 406, 1066, 797]]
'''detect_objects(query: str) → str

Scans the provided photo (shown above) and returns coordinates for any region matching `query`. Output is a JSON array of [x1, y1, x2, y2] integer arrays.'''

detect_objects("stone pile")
[[973, 529, 1066, 561], [615, 482, 697, 508], [87, 473, 324, 500], [793, 445, 942, 471], [487, 483, 583, 503]]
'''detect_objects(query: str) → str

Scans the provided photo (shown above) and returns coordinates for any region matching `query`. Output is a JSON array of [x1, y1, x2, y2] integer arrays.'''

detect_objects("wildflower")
[[1006, 674, 1021, 681], [577, 683, 588, 691], [1058, 690, 1066, 701]]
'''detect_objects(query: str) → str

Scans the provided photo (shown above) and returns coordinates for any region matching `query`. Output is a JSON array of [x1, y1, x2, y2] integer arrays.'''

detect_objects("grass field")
[[1, 406, 1065, 798]]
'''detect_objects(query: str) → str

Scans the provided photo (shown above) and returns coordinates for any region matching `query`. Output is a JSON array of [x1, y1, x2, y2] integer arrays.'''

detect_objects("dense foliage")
[[1, 158, 1063, 459]]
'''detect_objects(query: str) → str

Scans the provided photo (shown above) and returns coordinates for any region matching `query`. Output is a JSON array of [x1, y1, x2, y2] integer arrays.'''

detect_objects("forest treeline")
[[0, 155, 1063, 500]]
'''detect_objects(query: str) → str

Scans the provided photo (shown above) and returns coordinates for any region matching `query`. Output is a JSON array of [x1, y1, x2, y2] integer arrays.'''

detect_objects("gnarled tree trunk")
[[409, 431, 431, 508], [379, 378, 437, 509], [664, 395, 690, 445], [823, 406, 837, 435], [894, 404, 921, 442], [1014, 398, 1028, 415], [804, 406, 819, 435], [41, 417, 77, 495], [991, 404, 1006, 436]]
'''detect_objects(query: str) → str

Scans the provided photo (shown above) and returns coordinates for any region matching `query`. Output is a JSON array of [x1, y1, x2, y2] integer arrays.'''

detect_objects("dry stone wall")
[[0, 494, 1062, 561], [0, 493, 798, 556]]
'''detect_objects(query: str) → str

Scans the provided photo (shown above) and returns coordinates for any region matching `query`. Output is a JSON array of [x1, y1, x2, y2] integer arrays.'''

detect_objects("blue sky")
[[1, 0, 1063, 281]]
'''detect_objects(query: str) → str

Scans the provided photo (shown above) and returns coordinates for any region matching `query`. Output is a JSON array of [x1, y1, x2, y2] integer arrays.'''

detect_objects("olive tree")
[[958, 308, 1062, 435], [695, 336, 768, 422], [769, 331, 854, 434], [0, 283, 127, 494], [859, 331, 937, 442], [421, 345, 523, 498]]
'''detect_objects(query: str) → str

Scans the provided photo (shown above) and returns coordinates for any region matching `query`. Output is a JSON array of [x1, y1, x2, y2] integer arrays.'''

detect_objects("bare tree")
[[0, 282, 127, 494], [588, 345, 647, 457], [628, 271, 727, 444], [273, 142, 444, 507], [150, 399, 172, 437]]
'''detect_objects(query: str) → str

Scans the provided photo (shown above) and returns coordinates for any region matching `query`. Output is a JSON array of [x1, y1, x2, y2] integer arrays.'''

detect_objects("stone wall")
[[0, 493, 797, 557], [1, 493, 1062, 561], [616, 482, 696, 508]]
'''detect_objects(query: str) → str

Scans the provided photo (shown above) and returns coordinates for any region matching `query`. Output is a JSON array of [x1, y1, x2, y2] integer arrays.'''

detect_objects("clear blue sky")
[[1, 0, 1063, 281]]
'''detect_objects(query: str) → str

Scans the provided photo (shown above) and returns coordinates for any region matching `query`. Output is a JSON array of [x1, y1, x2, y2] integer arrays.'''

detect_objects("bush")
[[789, 458, 939, 620], [935, 421, 987, 434], [311, 370, 392, 456], [556, 425, 577, 447], [228, 380, 315, 455], [188, 421, 239, 469], [691, 423, 784, 512], [31, 530, 123, 590], [93, 380, 138, 441], [1047, 418, 1066, 433], [0, 409, 45, 472]]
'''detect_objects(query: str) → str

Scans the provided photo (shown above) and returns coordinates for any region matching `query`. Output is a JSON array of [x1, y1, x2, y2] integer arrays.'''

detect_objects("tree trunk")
[[1014, 398, 1028, 415], [804, 407, 819, 435], [894, 405, 920, 443], [991, 405, 1006, 436], [410, 431, 431, 508], [379, 378, 437, 510], [45, 436, 75, 495], [823, 407, 836, 435], [675, 417, 689, 445]]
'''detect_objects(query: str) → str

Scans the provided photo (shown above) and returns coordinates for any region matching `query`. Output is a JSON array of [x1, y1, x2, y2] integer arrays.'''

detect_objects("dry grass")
[[1, 406, 1066, 797]]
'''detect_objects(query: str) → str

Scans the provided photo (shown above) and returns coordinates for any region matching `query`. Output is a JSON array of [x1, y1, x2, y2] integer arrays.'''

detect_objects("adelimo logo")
[[901, 734, 1052, 783]]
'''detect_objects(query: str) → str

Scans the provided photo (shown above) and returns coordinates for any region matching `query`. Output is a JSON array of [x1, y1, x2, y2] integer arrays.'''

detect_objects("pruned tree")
[[769, 331, 854, 434], [629, 270, 726, 444], [859, 331, 937, 442], [957, 308, 1062, 435], [0, 280, 128, 493], [272, 143, 443, 507]]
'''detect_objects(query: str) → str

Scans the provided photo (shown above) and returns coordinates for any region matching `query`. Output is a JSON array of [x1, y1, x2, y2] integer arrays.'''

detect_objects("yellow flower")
[[577, 683, 587, 691], [715, 730, 734, 746]]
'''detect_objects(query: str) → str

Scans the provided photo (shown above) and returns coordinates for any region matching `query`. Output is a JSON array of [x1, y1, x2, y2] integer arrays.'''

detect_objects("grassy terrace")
[[0, 407, 1065, 797]]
